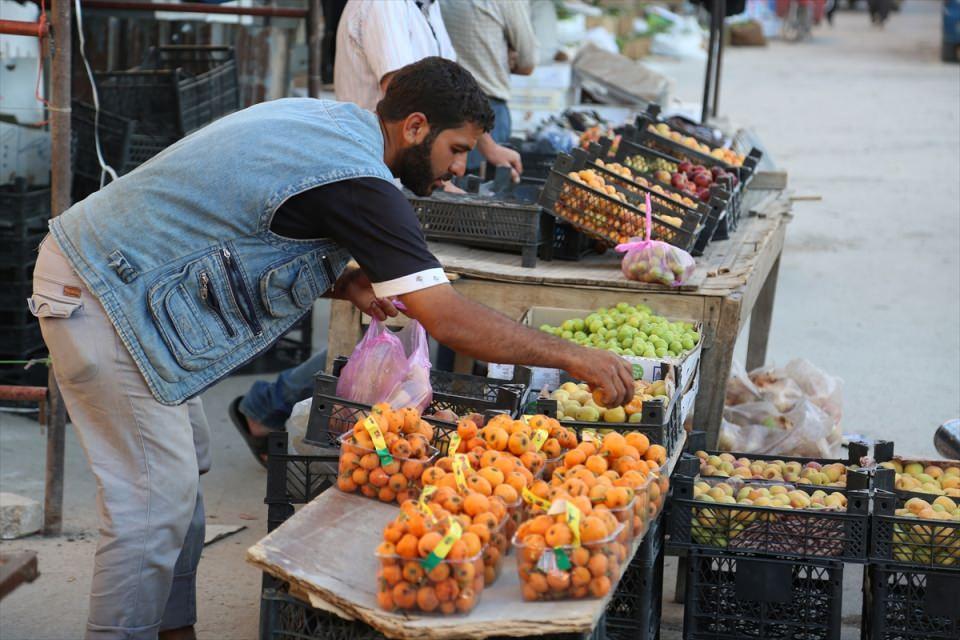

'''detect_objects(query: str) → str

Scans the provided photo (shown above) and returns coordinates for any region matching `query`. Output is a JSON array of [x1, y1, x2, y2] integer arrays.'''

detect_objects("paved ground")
[[1, 2, 957, 639]]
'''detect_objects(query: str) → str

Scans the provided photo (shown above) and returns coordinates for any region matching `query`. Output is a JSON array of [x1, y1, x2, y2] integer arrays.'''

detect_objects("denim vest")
[[50, 98, 395, 405]]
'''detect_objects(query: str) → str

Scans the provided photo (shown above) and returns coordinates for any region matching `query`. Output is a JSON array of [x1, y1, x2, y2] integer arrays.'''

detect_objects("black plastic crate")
[[862, 562, 960, 640], [870, 490, 960, 571], [261, 588, 386, 640], [519, 148, 559, 181], [684, 549, 844, 640], [303, 375, 464, 451], [264, 431, 338, 533], [573, 145, 709, 233], [612, 137, 731, 255], [71, 101, 135, 199], [408, 191, 543, 268], [632, 114, 763, 182], [678, 433, 871, 492], [331, 357, 532, 418], [124, 132, 178, 172], [668, 473, 871, 561], [540, 215, 599, 261], [261, 586, 606, 640], [606, 516, 665, 640], [0, 181, 49, 241], [97, 45, 239, 137], [535, 387, 684, 458], [0, 322, 43, 359], [540, 154, 699, 253]]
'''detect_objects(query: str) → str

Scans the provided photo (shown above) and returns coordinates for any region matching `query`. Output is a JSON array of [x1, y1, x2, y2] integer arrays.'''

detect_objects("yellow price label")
[[531, 429, 549, 452], [453, 454, 470, 494], [421, 520, 463, 570], [522, 486, 551, 511], [363, 416, 394, 466], [565, 502, 582, 548], [417, 486, 437, 522], [448, 433, 462, 455]]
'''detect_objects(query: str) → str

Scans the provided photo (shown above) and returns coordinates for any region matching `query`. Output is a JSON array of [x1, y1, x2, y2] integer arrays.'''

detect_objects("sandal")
[[228, 396, 269, 469]]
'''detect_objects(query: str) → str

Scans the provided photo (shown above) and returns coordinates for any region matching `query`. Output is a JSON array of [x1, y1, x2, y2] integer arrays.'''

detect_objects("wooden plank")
[[695, 296, 742, 447], [0, 551, 38, 600], [750, 170, 788, 191], [736, 220, 787, 334], [248, 490, 623, 639], [746, 255, 781, 371]]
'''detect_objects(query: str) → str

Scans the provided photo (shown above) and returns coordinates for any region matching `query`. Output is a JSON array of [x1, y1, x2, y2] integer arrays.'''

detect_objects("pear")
[[603, 406, 627, 423]]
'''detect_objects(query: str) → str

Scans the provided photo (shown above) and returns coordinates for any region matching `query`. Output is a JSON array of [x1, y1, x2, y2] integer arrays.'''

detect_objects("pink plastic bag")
[[615, 193, 695, 287], [335, 319, 433, 411]]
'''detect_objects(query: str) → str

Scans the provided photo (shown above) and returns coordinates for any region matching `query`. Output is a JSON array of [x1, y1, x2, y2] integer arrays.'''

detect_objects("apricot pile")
[[337, 403, 438, 504], [531, 432, 669, 539], [376, 489, 509, 614], [513, 494, 628, 601]]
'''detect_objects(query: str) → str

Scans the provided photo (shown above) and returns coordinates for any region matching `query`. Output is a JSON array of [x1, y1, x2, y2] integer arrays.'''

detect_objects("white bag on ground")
[[719, 359, 844, 457]]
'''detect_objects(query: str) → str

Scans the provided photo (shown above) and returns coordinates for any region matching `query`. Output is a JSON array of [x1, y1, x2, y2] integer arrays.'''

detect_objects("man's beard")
[[396, 132, 450, 196]]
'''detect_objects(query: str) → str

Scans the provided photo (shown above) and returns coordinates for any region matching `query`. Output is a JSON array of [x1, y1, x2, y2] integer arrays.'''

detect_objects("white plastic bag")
[[720, 359, 844, 457]]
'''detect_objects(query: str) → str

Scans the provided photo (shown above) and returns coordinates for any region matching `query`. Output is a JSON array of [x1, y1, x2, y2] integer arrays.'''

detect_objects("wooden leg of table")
[[694, 297, 741, 448], [326, 300, 363, 372], [745, 255, 781, 372], [674, 554, 687, 604]]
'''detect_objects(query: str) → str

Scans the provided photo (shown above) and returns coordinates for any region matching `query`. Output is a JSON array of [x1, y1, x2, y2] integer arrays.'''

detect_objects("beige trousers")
[[30, 236, 211, 639]]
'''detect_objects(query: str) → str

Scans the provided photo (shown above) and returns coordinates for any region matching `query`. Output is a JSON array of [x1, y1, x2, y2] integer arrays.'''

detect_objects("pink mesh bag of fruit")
[[615, 193, 695, 287]]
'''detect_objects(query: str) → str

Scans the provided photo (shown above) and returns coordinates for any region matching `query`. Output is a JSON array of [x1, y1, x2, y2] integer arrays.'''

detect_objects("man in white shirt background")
[[335, 0, 523, 178]]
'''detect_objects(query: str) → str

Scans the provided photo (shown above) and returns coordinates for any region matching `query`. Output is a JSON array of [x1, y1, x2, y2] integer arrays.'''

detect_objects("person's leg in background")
[[320, 0, 348, 85], [32, 238, 204, 640], [236, 349, 328, 438]]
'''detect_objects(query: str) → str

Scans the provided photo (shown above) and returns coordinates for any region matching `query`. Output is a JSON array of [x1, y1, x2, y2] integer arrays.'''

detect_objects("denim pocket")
[[148, 250, 247, 371], [258, 252, 328, 318]]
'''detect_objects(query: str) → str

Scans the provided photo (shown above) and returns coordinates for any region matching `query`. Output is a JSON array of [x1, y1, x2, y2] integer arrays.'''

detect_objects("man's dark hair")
[[376, 57, 495, 134]]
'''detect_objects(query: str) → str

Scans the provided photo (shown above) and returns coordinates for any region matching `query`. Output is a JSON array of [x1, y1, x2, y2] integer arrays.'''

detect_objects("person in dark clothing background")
[[321, 0, 349, 84]]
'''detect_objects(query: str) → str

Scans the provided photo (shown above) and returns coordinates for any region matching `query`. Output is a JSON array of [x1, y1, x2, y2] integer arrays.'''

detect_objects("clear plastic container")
[[596, 495, 636, 543], [338, 433, 439, 504], [376, 545, 485, 614], [513, 522, 627, 601], [482, 511, 511, 585]]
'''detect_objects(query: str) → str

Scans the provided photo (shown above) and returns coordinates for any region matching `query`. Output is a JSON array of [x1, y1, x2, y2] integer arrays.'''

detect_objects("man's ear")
[[402, 112, 431, 145]]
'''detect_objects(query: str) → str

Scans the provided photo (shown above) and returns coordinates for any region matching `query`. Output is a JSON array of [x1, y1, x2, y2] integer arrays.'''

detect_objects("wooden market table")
[[249, 440, 686, 639], [326, 189, 791, 447]]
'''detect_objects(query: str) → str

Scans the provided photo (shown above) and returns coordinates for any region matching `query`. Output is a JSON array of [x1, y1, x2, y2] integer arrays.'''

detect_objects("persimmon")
[[402, 561, 425, 584], [587, 553, 609, 578], [545, 523, 573, 547], [625, 432, 649, 456], [508, 431, 531, 455], [463, 492, 491, 517], [589, 575, 611, 597], [646, 444, 667, 465], [478, 466, 504, 488], [392, 581, 417, 609], [416, 585, 439, 612]]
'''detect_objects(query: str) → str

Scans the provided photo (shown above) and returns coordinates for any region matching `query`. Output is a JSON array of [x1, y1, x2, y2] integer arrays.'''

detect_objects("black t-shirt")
[[271, 177, 446, 297]]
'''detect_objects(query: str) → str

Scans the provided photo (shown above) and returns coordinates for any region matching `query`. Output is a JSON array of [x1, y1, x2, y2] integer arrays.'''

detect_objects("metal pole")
[[307, 0, 323, 97], [0, 19, 49, 37], [701, 1, 719, 123], [79, 0, 307, 18], [44, 0, 72, 537], [711, 0, 726, 118]]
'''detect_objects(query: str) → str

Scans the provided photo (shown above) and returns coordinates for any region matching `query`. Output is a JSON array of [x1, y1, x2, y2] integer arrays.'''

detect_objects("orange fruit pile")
[[514, 493, 629, 601], [530, 432, 669, 539], [337, 403, 438, 504], [445, 414, 578, 476], [375, 490, 508, 614]]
